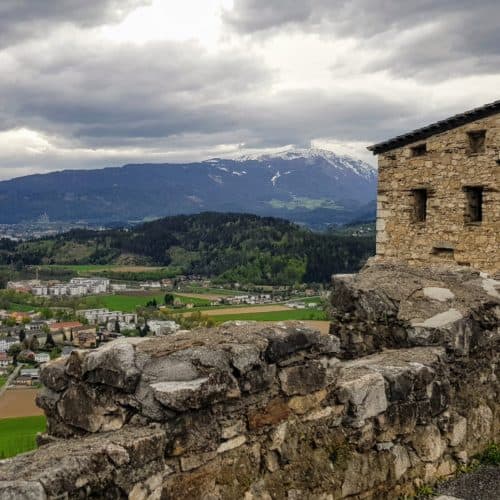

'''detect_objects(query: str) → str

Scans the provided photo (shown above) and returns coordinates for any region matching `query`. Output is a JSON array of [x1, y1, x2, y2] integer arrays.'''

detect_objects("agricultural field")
[[0, 389, 44, 419], [180, 286, 241, 296], [208, 308, 328, 323], [83, 292, 211, 312], [188, 305, 289, 317], [39, 264, 167, 273], [0, 415, 46, 459], [36, 264, 182, 282]]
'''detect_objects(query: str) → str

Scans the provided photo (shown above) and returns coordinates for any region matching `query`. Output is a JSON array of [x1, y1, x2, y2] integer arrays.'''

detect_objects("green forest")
[[0, 213, 374, 284]]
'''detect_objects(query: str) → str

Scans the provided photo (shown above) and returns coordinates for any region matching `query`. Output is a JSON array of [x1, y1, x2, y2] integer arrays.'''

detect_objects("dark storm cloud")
[[0, 0, 150, 48], [0, 33, 420, 154], [237, 89, 419, 147], [226, 0, 500, 80], [0, 39, 272, 146], [223, 0, 313, 33]]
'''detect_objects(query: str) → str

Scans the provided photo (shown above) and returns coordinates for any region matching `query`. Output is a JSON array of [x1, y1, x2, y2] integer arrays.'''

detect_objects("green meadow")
[[83, 293, 211, 312], [0, 416, 46, 459]]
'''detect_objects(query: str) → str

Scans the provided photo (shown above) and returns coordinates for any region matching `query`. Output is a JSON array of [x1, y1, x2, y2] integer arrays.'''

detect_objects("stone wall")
[[1, 264, 499, 499], [376, 113, 500, 274]]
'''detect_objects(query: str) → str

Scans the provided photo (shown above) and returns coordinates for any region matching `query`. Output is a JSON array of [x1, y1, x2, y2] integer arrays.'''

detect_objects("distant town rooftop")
[[368, 99, 500, 155]]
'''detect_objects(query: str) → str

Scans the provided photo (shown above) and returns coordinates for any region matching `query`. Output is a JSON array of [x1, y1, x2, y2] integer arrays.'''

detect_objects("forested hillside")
[[1, 213, 374, 284]]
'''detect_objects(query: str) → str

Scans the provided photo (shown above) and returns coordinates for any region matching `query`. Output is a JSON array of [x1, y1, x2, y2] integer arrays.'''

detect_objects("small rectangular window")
[[411, 189, 427, 222], [432, 247, 455, 260], [464, 186, 483, 223], [467, 130, 486, 154], [411, 143, 427, 157]]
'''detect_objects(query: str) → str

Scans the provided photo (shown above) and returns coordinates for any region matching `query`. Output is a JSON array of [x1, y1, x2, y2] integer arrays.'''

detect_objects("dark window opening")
[[411, 143, 427, 157], [467, 130, 486, 154], [412, 189, 427, 222], [432, 247, 455, 259], [464, 186, 483, 223]]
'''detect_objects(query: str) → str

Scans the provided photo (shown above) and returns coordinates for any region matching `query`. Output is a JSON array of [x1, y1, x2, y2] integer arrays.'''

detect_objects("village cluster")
[[0, 307, 147, 387], [0, 273, 323, 390], [8, 278, 112, 297], [6, 275, 216, 297]]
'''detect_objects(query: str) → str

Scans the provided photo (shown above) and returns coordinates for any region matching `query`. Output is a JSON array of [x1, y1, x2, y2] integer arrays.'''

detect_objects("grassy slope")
[[0, 416, 46, 459]]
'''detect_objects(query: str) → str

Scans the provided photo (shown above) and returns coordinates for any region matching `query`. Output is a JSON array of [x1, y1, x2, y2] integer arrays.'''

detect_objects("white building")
[[111, 283, 127, 292], [35, 352, 50, 364], [77, 308, 137, 325], [139, 281, 162, 290], [0, 336, 19, 352], [25, 321, 46, 333], [148, 320, 180, 336], [69, 278, 110, 294], [32, 286, 48, 296], [31, 277, 111, 297]]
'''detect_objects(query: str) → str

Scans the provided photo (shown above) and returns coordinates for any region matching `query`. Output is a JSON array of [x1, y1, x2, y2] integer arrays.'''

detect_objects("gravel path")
[[436, 466, 500, 500]]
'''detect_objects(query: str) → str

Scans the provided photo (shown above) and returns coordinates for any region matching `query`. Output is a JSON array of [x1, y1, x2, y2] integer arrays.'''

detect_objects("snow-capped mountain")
[[0, 148, 377, 229], [233, 148, 376, 181]]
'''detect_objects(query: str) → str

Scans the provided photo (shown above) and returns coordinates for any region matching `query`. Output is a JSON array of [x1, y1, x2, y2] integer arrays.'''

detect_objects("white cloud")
[[101, 0, 234, 48]]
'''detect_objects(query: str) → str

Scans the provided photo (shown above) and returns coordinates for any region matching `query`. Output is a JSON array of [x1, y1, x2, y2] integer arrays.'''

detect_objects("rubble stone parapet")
[[1, 264, 499, 499]]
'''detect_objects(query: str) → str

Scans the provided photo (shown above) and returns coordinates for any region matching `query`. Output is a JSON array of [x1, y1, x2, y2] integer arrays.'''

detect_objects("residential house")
[[10, 311, 31, 324], [0, 336, 19, 352], [25, 321, 47, 333], [34, 352, 51, 364], [148, 320, 180, 336], [0, 352, 12, 367], [16, 368, 40, 386], [77, 309, 137, 326], [49, 321, 83, 341], [72, 326, 97, 349]]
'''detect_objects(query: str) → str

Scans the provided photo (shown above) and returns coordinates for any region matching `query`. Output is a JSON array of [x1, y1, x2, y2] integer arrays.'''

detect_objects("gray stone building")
[[369, 100, 500, 274]]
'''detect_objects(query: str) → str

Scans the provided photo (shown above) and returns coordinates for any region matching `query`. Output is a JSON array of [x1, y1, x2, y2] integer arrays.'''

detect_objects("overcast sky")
[[0, 0, 499, 180]]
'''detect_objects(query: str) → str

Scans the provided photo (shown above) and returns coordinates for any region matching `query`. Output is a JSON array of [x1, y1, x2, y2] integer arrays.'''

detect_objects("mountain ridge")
[[0, 148, 377, 229]]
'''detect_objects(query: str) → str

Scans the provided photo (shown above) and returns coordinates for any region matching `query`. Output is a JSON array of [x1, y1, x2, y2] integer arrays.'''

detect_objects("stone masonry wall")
[[0, 263, 499, 500], [376, 113, 500, 274]]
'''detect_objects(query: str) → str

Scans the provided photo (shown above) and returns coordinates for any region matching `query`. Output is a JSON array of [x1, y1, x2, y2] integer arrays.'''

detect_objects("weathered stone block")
[[447, 414, 467, 447], [337, 371, 388, 427], [288, 389, 327, 414], [390, 444, 411, 481], [261, 325, 330, 362], [180, 451, 217, 471], [221, 419, 247, 439], [216, 435, 246, 454], [248, 398, 291, 429], [83, 339, 142, 392], [57, 383, 128, 433], [412, 424, 446, 462], [0, 481, 46, 500], [40, 357, 68, 392], [152, 372, 239, 411], [279, 361, 326, 396]]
